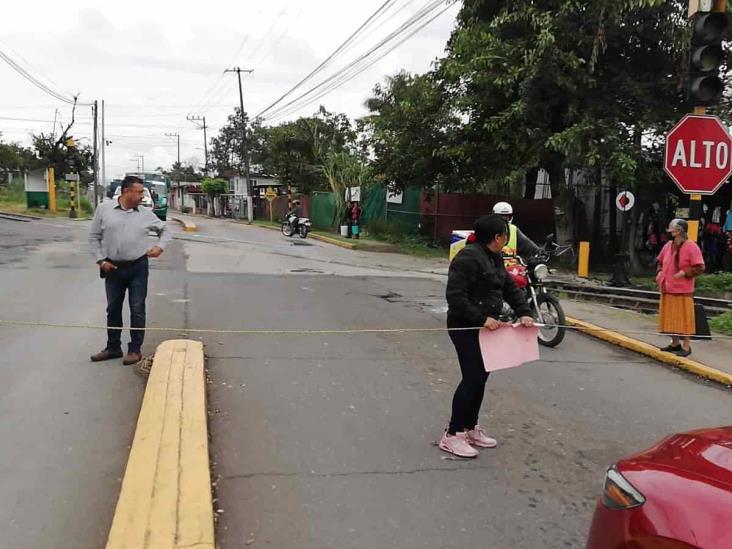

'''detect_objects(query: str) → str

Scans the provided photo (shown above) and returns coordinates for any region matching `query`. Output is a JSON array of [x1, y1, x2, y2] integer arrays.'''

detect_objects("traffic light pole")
[[686, 0, 726, 242]]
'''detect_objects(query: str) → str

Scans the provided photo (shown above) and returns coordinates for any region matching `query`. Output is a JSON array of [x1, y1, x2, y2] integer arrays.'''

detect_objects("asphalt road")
[[0, 216, 188, 549], [1, 214, 730, 549]]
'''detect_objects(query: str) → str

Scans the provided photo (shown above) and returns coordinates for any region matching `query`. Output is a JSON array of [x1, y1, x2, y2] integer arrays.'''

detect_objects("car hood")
[[620, 426, 732, 488]]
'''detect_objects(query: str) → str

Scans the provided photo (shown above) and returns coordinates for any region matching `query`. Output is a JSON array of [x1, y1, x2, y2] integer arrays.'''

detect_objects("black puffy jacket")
[[446, 243, 531, 328]]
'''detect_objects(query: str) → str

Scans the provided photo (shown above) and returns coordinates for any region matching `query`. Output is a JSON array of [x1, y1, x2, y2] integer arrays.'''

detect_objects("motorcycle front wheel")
[[281, 222, 295, 237], [299, 225, 309, 238], [534, 293, 566, 347]]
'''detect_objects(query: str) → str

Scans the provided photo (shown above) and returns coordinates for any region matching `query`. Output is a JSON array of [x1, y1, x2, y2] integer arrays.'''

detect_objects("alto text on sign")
[[664, 114, 732, 195]]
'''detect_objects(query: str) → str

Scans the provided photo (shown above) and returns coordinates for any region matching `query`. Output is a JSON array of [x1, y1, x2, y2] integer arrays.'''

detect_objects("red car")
[[586, 426, 732, 549]]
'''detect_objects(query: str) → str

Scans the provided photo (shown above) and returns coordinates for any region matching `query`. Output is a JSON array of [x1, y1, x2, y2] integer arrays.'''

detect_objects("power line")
[[255, 0, 399, 119], [0, 115, 192, 131], [0, 45, 92, 106], [263, 0, 455, 123]]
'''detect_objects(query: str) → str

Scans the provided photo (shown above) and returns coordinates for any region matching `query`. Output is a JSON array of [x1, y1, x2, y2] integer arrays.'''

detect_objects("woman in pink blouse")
[[656, 219, 705, 357]]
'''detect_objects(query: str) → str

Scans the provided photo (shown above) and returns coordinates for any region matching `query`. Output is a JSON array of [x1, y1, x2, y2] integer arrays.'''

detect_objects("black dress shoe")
[[674, 348, 692, 357], [91, 349, 124, 362], [659, 344, 681, 352]]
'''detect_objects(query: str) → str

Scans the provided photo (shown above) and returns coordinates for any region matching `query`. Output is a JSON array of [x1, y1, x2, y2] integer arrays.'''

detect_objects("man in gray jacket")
[[88, 175, 172, 365]]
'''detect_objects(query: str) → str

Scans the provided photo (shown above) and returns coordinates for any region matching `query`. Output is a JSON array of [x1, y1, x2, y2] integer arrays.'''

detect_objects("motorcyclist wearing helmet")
[[287, 200, 303, 231], [492, 201, 540, 259]]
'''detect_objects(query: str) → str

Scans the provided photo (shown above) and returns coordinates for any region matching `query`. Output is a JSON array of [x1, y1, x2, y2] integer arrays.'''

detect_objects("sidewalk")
[[563, 300, 732, 382]]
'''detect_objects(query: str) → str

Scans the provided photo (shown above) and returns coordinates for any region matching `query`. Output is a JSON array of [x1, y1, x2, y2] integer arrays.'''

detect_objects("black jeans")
[[105, 257, 149, 354], [448, 327, 490, 435]]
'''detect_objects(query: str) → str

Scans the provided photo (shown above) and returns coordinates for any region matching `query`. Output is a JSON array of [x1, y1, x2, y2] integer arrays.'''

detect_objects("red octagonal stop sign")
[[664, 114, 732, 195]]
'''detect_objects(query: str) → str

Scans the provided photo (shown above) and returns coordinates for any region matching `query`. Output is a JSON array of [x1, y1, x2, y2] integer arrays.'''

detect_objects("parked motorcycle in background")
[[501, 234, 573, 347], [281, 215, 312, 239]]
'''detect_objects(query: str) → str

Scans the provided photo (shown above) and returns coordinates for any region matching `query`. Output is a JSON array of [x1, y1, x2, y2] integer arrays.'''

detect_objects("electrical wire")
[[263, 0, 455, 123], [255, 0, 399, 119], [262, 0, 449, 121], [0, 46, 92, 106]]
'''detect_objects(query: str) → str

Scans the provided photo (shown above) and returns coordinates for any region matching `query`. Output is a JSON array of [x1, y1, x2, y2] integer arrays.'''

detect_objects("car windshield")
[[150, 183, 167, 196]]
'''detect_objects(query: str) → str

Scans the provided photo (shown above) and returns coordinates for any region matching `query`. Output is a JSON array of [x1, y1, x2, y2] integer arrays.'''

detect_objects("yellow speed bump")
[[106, 340, 214, 549], [171, 217, 197, 232], [566, 317, 732, 387]]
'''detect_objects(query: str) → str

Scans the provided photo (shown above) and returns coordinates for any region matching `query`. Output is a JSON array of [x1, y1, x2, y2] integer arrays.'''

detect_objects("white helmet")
[[492, 201, 513, 215]]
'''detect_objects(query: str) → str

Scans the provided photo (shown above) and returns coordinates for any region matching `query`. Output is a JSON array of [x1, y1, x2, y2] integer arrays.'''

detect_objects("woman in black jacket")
[[440, 215, 534, 458]]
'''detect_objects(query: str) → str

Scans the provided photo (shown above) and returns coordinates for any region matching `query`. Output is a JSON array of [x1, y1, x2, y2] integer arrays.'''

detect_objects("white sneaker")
[[438, 431, 479, 458], [465, 426, 497, 448]]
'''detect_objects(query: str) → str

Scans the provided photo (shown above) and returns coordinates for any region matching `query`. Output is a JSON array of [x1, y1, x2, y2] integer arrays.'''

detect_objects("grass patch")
[[696, 273, 732, 298], [709, 311, 732, 336], [0, 182, 93, 217]]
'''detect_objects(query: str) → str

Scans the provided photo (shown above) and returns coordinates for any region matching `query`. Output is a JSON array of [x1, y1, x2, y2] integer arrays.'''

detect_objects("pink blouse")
[[656, 240, 704, 294]]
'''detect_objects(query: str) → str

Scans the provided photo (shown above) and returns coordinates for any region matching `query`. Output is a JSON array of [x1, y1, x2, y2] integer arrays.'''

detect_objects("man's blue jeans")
[[105, 257, 149, 354]]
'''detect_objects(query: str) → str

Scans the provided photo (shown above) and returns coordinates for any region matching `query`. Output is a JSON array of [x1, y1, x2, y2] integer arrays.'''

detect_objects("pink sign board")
[[479, 325, 540, 372]]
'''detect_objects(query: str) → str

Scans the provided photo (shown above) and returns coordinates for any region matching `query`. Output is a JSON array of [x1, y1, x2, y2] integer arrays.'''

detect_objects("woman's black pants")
[[447, 327, 489, 435]]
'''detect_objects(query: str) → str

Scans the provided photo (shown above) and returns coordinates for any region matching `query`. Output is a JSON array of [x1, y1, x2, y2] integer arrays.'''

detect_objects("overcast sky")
[[0, 0, 460, 181]]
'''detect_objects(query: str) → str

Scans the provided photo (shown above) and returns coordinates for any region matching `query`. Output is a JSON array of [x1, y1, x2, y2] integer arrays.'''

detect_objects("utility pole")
[[92, 100, 99, 209], [187, 115, 208, 175], [165, 132, 181, 165], [101, 100, 106, 200], [224, 67, 254, 221], [132, 154, 144, 178]]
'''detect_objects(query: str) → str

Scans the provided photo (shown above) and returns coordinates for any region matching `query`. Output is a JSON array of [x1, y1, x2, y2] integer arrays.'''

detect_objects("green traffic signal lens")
[[691, 44, 725, 71]]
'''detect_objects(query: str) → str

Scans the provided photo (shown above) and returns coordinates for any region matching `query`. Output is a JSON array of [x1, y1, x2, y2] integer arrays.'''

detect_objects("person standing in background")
[[656, 219, 705, 358]]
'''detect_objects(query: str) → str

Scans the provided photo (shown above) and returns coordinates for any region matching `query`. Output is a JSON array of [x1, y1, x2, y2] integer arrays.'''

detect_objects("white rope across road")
[[0, 318, 730, 340]]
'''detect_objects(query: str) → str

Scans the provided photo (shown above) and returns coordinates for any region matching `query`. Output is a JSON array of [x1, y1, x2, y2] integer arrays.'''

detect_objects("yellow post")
[[578, 241, 590, 278], [688, 193, 702, 242], [76, 181, 81, 214], [47, 167, 56, 214]]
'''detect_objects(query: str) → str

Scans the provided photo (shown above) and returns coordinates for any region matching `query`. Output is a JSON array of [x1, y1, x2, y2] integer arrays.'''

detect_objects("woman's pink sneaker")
[[438, 431, 479, 458], [465, 426, 497, 448]]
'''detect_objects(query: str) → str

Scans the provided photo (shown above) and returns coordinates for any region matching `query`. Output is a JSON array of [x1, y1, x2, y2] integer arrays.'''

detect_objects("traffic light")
[[688, 3, 729, 106]]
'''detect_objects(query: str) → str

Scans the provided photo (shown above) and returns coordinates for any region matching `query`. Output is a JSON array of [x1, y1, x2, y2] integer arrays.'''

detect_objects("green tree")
[[0, 138, 40, 173], [360, 71, 459, 191], [321, 151, 374, 226], [165, 161, 202, 182], [364, 0, 715, 264], [201, 177, 229, 217], [254, 106, 357, 192], [209, 108, 249, 177]]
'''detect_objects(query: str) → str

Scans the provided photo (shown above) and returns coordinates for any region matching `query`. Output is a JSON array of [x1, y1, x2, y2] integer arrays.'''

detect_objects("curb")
[[106, 340, 215, 549], [566, 317, 732, 387], [309, 232, 357, 249], [0, 210, 44, 220], [171, 216, 197, 232]]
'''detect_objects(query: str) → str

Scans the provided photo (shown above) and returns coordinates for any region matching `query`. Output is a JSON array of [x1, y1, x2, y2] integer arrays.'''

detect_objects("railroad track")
[[546, 279, 732, 317]]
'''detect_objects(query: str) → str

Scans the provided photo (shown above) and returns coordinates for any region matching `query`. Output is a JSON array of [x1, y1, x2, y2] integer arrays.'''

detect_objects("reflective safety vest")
[[502, 223, 518, 257]]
